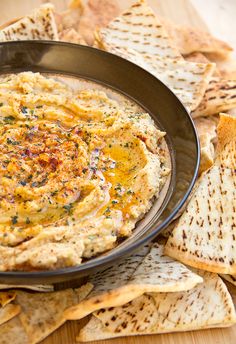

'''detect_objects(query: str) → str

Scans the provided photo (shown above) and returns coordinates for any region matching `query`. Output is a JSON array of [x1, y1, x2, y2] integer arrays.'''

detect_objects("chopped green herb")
[[4, 116, 15, 123], [21, 106, 28, 114], [63, 204, 73, 212], [11, 216, 18, 225]]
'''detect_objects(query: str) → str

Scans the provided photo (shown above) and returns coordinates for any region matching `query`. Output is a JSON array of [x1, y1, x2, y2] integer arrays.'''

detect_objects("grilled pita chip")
[[78, 0, 121, 45], [184, 52, 212, 64], [0, 4, 58, 41], [96, 1, 215, 111], [0, 291, 20, 325], [0, 317, 29, 344], [0, 290, 16, 307], [65, 244, 202, 320], [78, 270, 236, 341], [220, 274, 236, 287], [56, 1, 83, 33], [164, 21, 233, 57], [205, 54, 236, 81], [194, 116, 218, 173], [192, 78, 236, 118], [16, 283, 92, 344], [59, 28, 87, 44], [96, 0, 182, 60], [165, 114, 236, 274]]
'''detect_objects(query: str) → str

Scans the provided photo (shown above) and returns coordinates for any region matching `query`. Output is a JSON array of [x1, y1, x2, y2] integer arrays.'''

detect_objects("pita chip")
[[192, 78, 236, 118], [77, 270, 236, 341], [15, 283, 92, 344], [194, 116, 218, 173], [165, 114, 236, 274], [0, 304, 21, 326], [0, 290, 16, 307], [0, 4, 58, 41], [78, 0, 121, 45], [96, 1, 215, 111], [205, 54, 236, 81], [0, 317, 29, 344], [164, 21, 233, 57], [65, 244, 202, 320], [59, 28, 87, 45], [0, 291, 20, 325]]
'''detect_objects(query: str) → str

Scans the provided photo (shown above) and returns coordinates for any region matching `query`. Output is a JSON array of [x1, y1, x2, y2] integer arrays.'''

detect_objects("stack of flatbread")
[[0, 0, 236, 343]]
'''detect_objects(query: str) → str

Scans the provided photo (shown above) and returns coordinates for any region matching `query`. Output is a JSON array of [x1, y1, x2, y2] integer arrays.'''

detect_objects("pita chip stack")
[[77, 270, 236, 341], [194, 116, 218, 173], [0, 4, 58, 41], [96, 0, 215, 111], [65, 243, 202, 320], [192, 78, 236, 117], [165, 113, 236, 274]]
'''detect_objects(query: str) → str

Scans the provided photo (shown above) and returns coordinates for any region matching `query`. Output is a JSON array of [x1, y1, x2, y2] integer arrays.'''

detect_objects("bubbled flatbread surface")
[[77, 270, 236, 341], [165, 114, 236, 274]]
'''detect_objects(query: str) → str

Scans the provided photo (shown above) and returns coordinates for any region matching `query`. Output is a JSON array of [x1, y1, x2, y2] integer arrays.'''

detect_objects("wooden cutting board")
[[0, 1, 235, 343]]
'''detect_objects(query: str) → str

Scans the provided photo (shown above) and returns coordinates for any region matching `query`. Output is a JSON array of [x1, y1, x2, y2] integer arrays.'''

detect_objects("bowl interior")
[[0, 41, 199, 284]]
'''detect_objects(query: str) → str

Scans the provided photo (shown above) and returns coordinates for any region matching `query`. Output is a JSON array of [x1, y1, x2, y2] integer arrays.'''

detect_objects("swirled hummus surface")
[[0, 72, 169, 271]]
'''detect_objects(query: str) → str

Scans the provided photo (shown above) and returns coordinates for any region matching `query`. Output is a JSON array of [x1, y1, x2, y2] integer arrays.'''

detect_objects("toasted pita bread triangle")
[[97, 0, 182, 60], [15, 283, 92, 344], [194, 116, 218, 173], [0, 291, 16, 307], [192, 78, 236, 118], [0, 4, 58, 41], [64, 244, 202, 320], [165, 114, 236, 274], [164, 21, 233, 57], [96, 1, 215, 111], [0, 317, 28, 344], [0, 304, 21, 326], [220, 274, 236, 286], [216, 113, 236, 167], [77, 270, 236, 341]]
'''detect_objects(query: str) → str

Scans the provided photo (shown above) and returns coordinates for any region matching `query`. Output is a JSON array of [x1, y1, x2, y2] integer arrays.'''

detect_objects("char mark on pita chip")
[[0, 4, 58, 41], [192, 77, 236, 118], [64, 243, 202, 320], [95, 0, 215, 111], [165, 114, 236, 274], [77, 270, 236, 341]]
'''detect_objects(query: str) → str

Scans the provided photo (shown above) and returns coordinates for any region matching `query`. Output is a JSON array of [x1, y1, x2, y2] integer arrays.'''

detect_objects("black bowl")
[[0, 41, 199, 284]]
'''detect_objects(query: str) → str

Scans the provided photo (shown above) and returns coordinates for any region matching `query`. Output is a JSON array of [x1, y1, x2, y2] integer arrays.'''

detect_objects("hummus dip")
[[0, 72, 170, 271]]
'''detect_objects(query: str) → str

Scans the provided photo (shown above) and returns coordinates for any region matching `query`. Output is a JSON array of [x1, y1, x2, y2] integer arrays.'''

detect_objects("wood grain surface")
[[0, 1, 235, 343]]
